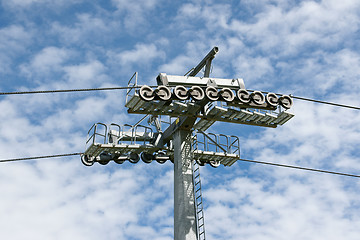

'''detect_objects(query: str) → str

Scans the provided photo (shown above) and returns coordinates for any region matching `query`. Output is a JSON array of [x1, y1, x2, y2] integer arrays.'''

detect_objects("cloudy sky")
[[1, 0, 360, 239]]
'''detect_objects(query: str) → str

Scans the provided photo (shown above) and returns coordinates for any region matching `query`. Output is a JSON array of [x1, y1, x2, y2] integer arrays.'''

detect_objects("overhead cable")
[[1, 86, 359, 111], [238, 158, 360, 178], [0, 153, 82, 163], [0, 86, 138, 95], [0, 152, 359, 178], [290, 95, 360, 110]]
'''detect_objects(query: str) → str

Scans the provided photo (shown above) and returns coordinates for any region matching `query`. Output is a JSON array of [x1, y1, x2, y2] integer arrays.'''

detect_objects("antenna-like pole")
[[188, 47, 218, 77]]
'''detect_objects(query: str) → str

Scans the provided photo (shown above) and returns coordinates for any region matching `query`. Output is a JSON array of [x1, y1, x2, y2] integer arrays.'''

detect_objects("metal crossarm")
[[126, 90, 294, 129]]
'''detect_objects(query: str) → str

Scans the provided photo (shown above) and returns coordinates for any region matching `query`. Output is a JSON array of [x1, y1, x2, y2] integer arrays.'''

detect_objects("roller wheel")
[[219, 88, 235, 102], [173, 85, 188, 100], [237, 89, 251, 103], [155, 152, 168, 164], [209, 160, 220, 168], [266, 92, 279, 107], [141, 152, 154, 164], [98, 160, 110, 165], [114, 156, 126, 164], [128, 152, 140, 164], [81, 154, 94, 166], [189, 86, 205, 101], [205, 86, 219, 101], [279, 95, 293, 109], [196, 159, 205, 166], [251, 91, 265, 105], [139, 85, 155, 101], [155, 86, 172, 101], [98, 153, 111, 165]]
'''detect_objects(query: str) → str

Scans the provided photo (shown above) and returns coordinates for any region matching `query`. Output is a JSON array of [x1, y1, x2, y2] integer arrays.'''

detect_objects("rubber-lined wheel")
[[250, 91, 265, 105], [266, 92, 279, 107], [196, 159, 205, 166], [237, 89, 251, 103], [141, 152, 154, 164], [279, 95, 293, 109], [98, 153, 111, 165], [98, 160, 109, 165], [155, 86, 172, 101], [205, 86, 219, 101], [209, 160, 220, 168], [155, 152, 168, 164], [114, 156, 126, 164], [128, 152, 140, 164], [219, 88, 235, 102], [81, 154, 94, 166], [173, 85, 188, 100], [139, 85, 155, 101], [189, 86, 205, 101]]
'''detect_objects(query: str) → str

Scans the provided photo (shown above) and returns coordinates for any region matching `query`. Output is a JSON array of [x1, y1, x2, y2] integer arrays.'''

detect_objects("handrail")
[[108, 123, 121, 144], [86, 123, 107, 145], [126, 72, 138, 103], [197, 130, 227, 153], [228, 135, 240, 155]]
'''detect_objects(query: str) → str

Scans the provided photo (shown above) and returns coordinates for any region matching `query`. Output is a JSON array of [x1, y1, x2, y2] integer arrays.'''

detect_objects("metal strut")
[[192, 159, 206, 240]]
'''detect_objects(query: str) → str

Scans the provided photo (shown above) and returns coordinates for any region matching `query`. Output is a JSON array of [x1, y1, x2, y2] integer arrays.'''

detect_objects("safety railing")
[[193, 130, 240, 156], [108, 123, 122, 144], [86, 123, 108, 147], [125, 72, 138, 104], [120, 124, 154, 145]]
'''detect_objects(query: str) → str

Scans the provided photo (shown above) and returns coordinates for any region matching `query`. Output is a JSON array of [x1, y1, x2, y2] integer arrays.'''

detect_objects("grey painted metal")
[[156, 73, 246, 90], [203, 59, 212, 78], [188, 47, 218, 77], [192, 159, 206, 240], [174, 129, 198, 240], [125, 93, 294, 129]]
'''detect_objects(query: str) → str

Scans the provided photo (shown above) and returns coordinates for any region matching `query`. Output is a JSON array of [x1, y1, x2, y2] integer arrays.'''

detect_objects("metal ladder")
[[192, 159, 206, 240]]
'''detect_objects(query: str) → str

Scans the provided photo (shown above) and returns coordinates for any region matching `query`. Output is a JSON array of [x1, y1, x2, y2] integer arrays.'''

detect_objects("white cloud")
[[228, 0, 360, 56], [20, 46, 72, 78], [51, 13, 120, 46], [63, 60, 108, 88], [108, 43, 166, 78], [0, 160, 174, 239], [3, 0, 83, 8], [204, 173, 360, 240], [111, 0, 160, 30], [0, 25, 32, 74]]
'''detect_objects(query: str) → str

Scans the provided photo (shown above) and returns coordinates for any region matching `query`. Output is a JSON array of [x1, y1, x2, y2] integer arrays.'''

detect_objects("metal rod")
[[188, 47, 219, 77]]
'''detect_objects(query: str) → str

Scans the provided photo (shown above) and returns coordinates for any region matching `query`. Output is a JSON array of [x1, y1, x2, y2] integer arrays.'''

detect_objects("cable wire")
[[238, 158, 360, 178], [290, 95, 360, 110], [0, 152, 359, 178], [1, 86, 360, 111], [248, 89, 360, 111], [0, 87, 137, 95], [0, 153, 83, 163]]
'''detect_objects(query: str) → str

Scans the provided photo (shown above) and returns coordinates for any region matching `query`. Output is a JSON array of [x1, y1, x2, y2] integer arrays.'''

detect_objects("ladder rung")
[[192, 160, 206, 239]]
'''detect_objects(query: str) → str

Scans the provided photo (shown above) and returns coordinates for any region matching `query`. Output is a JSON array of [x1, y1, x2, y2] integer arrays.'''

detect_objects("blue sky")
[[1, 0, 360, 239]]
